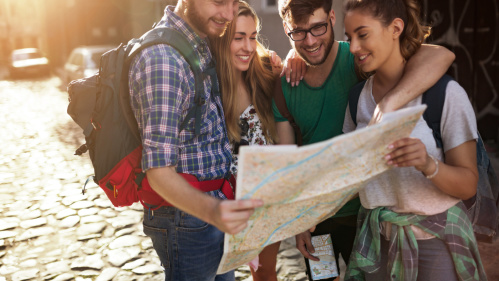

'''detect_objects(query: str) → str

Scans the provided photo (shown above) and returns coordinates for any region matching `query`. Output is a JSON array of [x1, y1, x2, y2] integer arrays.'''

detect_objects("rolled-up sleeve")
[[440, 80, 478, 152]]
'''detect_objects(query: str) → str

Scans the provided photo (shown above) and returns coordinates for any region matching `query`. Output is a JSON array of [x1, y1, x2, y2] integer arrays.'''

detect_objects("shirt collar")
[[156, 6, 211, 64]]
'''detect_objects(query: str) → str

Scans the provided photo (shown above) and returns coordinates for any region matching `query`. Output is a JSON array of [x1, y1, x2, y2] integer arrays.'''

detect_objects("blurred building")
[[0, 0, 175, 66], [43, 0, 176, 67], [418, 0, 499, 141], [0, 0, 48, 63], [0, 1, 8, 63], [0, 0, 497, 141]]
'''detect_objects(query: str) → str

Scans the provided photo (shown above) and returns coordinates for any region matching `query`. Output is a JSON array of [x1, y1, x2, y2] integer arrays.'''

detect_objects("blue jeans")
[[143, 206, 235, 281]]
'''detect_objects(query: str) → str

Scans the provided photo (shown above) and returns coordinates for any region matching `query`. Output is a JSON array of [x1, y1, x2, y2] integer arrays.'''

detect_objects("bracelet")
[[424, 154, 439, 179]]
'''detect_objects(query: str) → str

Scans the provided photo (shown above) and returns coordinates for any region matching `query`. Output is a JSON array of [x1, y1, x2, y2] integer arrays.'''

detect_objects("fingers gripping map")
[[217, 105, 427, 274]]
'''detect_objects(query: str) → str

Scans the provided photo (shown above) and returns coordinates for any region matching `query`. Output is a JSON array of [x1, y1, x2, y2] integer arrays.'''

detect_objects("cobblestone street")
[[0, 77, 308, 281], [0, 76, 498, 281]]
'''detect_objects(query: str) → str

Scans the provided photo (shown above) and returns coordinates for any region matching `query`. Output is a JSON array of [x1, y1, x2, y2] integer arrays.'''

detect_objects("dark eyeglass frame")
[[286, 21, 329, 42]]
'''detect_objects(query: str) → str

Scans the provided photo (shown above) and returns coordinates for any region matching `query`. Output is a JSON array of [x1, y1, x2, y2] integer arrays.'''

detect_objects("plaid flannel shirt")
[[345, 203, 487, 281], [129, 7, 232, 193]]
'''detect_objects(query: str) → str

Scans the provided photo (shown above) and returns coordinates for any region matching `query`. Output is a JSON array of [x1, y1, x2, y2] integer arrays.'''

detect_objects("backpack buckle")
[[196, 97, 205, 106], [91, 118, 101, 130], [75, 143, 88, 156]]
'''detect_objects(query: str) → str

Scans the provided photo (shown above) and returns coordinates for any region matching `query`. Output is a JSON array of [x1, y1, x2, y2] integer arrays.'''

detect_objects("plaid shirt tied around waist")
[[345, 203, 487, 281]]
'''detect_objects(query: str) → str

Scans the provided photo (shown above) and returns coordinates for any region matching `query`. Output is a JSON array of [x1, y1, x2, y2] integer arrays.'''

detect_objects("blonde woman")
[[210, 1, 283, 280]]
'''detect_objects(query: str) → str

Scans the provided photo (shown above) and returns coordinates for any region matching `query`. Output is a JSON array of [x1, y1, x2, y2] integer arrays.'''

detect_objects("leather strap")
[[273, 79, 303, 146]]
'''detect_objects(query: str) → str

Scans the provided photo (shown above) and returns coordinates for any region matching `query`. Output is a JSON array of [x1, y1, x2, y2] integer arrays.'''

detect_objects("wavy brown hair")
[[278, 0, 333, 24], [210, 1, 277, 143], [344, 0, 431, 60]]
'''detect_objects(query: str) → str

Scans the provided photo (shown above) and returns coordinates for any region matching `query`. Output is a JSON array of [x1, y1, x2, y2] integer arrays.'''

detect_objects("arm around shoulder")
[[377, 44, 455, 114]]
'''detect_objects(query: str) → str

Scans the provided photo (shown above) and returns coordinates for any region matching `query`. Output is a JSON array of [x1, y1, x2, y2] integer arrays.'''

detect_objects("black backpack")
[[348, 74, 499, 243], [67, 27, 218, 208]]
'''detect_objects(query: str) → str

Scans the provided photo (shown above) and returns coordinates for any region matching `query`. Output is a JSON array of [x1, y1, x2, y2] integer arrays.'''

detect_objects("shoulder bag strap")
[[273, 79, 303, 146]]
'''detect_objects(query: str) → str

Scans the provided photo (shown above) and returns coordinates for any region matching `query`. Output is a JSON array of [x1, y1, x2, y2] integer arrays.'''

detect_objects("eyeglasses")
[[287, 21, 329, 41], [233, 118, 250, 155]]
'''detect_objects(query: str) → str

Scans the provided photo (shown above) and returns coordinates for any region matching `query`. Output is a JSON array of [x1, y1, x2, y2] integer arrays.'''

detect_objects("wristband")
[[424, 154, 439, 179]]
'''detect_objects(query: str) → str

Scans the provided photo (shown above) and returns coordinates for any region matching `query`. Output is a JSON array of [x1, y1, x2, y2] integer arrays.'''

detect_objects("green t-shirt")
[[273, 41, 361, 217]]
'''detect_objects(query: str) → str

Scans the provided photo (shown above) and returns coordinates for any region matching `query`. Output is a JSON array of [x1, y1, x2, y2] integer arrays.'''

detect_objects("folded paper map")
[[217, 105, 427, 274], [309, 234, 338, 280]]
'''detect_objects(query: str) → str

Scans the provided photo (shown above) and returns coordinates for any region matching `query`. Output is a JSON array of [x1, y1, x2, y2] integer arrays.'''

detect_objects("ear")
[[283, 21, 290, 36], [391, 18, 404, 39], [329, 9, 336, 27]]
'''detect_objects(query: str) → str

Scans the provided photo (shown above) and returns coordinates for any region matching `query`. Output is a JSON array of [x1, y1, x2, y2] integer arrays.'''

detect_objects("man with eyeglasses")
[[273, 0, 455, 280]]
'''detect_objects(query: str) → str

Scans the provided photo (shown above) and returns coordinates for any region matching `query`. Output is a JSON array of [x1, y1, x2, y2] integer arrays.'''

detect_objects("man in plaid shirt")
[[128, 1, 262, 280]]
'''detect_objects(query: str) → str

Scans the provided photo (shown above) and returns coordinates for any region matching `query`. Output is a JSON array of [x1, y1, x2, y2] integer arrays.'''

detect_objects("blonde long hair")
[[210, 1, 277, 143]]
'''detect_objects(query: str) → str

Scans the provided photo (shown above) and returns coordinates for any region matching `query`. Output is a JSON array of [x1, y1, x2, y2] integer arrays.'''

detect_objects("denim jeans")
[[143, 206, 235, 281]]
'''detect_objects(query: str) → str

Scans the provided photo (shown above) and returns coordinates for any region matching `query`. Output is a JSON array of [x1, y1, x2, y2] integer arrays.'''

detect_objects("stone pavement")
[[0, 77, 310, 281], [0, 76, 497, 281], [0, 77, 158, 281]]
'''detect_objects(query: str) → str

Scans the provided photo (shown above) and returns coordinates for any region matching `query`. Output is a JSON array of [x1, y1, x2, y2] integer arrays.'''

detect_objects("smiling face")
[[344, 9, 402, 73], [230, 15, 257, 74], [184, 0, 239, 38], [284, 8, 335, 66]]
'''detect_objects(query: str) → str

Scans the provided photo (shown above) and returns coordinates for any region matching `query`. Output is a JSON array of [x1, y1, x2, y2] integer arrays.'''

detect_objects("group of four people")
[[128, 0, 486, 280]]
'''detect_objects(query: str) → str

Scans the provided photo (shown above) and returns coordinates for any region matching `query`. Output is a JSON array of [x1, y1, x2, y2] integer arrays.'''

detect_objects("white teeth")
[[238, 56, 250, 60], [306, 46, 320, 53], [214, 20, 225, 25], [359, 55, 368, 60]]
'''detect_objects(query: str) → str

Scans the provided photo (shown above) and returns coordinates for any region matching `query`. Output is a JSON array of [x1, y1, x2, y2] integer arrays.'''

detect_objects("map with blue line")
[[218, 105, 426, 274]]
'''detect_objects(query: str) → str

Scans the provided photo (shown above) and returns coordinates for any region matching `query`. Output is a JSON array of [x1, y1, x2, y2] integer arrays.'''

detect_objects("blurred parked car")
[[63, 45, 114, 84], [9, 48, 50, 78]]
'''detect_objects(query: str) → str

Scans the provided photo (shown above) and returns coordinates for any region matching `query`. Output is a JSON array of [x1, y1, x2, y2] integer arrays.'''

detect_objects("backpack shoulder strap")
[[420, 75, 499, 242], [127, 27, 206, 135], [273, 79, 303, 146], [421, 74, 453, 150], [127, 28, 200, 72], [348, 80, 367, 126]]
